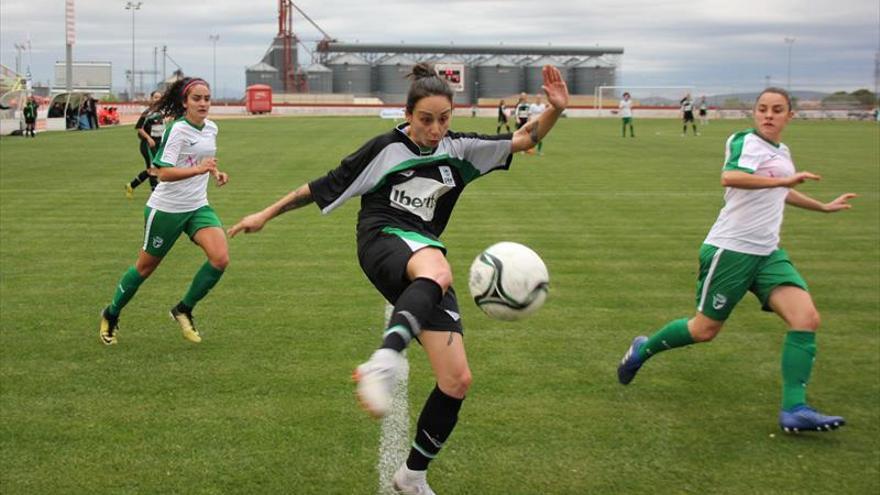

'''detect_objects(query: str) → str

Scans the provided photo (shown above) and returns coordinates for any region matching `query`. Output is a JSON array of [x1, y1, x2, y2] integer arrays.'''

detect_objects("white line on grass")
[[377, 303, 410, 495]]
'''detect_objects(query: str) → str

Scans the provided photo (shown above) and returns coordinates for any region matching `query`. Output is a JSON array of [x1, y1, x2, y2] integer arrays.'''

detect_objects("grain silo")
[[374, 54, 417, 104], [304, 63, 332, 93], [571, 57, 617, 95], [475, 55, 523, 98], [525, 56, 568, 95], [245, 62, 281, 92], [327, 53, 371, 95]]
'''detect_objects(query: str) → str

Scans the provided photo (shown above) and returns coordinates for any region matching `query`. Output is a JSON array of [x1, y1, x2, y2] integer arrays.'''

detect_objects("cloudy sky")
[[1, 0, 878, 98]]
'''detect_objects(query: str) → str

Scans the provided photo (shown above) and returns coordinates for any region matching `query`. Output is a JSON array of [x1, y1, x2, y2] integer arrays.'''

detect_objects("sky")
[[1, 0, 878, 99]]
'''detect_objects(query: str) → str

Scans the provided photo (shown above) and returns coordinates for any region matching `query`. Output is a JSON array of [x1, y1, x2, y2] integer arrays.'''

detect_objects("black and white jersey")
[[681, 98, 694, 113], [309, 123, 513, 247]]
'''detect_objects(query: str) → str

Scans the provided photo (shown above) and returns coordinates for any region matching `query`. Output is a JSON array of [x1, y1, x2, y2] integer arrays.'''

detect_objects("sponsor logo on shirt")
[[438, 166, 456, 187], [389, 176, 453, 221]]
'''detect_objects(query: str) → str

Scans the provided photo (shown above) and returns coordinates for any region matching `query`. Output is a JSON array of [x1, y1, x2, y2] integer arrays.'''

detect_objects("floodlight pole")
[[209, 34, 220, 94], [65, 0, 75, 94], [784, 37, 795, 91], [126, 1, 143, 101]]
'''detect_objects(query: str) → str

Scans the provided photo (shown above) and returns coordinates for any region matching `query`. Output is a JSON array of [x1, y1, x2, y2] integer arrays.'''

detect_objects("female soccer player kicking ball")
[[229, 64, 568, 494], [617, 87, 856, 433], [99, 77, 230, 345]]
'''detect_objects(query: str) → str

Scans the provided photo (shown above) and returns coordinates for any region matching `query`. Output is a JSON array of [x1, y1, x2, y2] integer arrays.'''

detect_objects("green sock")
[[781, 330, 816, 410], [638, 318, 694, 361], [108, 266, 146, 316], [181, 262, 225, 308], [537, 140, 543, 153]]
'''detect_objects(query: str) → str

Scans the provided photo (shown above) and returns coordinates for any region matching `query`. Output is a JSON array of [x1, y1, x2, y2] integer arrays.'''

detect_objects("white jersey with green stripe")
[[704, 129, 794, 255], [309, 123, 512, 247], [148, 118, 218, 213]]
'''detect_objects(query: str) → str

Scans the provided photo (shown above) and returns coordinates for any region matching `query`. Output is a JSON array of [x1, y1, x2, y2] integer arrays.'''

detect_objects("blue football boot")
[[779, 405, 845, 433], [617, 336, 648, 385]]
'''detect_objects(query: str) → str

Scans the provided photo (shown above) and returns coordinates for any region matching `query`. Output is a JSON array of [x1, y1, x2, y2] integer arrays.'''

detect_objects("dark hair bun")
[[410, 63, 436, 80]]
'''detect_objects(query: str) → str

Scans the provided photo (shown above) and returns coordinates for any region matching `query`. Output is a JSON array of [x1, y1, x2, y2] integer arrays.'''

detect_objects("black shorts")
[[357, 231, 464, 334], [699, 109, 707, 116], [516, 117, 529, 129], [683, 111, 695, 123]]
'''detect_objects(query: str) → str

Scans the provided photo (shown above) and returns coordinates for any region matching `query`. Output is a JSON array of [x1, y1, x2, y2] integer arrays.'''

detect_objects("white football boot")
[[354, 348, 404, 418], [392, 464, 436, 495]]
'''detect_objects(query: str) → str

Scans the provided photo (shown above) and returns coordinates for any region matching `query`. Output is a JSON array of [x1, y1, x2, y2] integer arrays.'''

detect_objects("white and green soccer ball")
[[468, 242, 549, 321]]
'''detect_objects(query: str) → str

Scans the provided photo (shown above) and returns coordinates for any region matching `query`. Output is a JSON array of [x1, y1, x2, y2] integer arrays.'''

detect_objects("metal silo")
[[431, 55, 473, 105], [525, 56, 568, 94], [328, 53, 371, 95], [305, 63, 332, 93], [572, 57, 617, 95], [375, 54, 417, 104], [476, 55, 523, 98], [245, 62, 281, 92]]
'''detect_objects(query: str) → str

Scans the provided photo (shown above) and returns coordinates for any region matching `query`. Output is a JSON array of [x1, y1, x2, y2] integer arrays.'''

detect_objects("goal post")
[[595, 85, 696, 116]]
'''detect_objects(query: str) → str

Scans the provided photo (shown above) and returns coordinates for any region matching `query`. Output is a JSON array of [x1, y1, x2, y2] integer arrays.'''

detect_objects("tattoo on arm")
[[529, 121, 540, 144], [278, 186, 314, 214]]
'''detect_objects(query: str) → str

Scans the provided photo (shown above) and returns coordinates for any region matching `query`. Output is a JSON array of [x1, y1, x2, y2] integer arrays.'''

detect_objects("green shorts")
[[142, 205, 222, 257], [622, 117, 632, 124], [695, 244, 808, 321]]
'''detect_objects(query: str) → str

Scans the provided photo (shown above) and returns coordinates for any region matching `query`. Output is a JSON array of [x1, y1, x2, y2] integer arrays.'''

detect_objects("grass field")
[[1, 116, 878, 494]]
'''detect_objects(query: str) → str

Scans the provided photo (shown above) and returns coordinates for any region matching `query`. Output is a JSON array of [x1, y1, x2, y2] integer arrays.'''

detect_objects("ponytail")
[[405, 63, 454, 113]]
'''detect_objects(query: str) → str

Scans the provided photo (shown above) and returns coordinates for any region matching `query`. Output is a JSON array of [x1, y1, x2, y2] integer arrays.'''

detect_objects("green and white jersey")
[[618, 98, 633, 118], [704, 129, 795, 255], [148, 118, 218, 213]]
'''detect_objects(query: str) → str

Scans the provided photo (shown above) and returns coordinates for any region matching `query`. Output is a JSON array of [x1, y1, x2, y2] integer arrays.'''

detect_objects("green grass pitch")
[[1, 116, 878, 494]]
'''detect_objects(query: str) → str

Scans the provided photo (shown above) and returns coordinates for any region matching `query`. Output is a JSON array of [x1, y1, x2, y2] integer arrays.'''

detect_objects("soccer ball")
[[468, 242, 549, 321]]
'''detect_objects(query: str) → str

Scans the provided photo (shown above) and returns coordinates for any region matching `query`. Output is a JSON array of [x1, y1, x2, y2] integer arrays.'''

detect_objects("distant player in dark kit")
[[126, 91, 165, 198], [514, 93, 531, 129], [22, 97, 38, 138], [680, 94, 698, 136], [228, 63, 570, 495], [699, 96, 709, 125], [496, 99, 511, 133]]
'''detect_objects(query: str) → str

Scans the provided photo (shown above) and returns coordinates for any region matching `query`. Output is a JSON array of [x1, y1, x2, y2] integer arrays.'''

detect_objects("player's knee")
[[444, 369, 472, 398], [210, 253, 230, 271], [690, 320, 723, 342], [793, 308, 821, 331]]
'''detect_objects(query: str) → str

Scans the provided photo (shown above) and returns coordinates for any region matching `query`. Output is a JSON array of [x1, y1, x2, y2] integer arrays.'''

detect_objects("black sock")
[[130, 170, 150, 189], [380, 278, 443, 352], [174, 302, 193, 314], [406, 385, 464, 471]]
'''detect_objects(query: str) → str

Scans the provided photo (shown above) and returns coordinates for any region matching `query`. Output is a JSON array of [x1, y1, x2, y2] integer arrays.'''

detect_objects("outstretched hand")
[[823, 193, 857, 212], [787, 171, 821, 187], [227, 212, 268, 238], [541, 65, 569, 111]]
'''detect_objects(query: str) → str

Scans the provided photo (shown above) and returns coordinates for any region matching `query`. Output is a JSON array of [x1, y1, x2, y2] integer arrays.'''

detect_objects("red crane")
[[278, 1, 334, 93]]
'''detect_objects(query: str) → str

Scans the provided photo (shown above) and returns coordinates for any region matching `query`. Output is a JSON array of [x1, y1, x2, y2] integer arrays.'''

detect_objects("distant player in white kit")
[[529, 95, 547, 154], [619, 92, 634, 137]]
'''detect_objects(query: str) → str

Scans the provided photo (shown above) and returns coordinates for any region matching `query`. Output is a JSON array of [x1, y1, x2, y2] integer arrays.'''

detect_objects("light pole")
[[125, 1, 142, 101], [209, 34, 220, 95], [784, 37, 795, 91]]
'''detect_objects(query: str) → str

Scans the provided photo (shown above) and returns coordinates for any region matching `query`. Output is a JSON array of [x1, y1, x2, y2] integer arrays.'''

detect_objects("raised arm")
[[511, 65, 569, 153], [227, 183, 314, 237]]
